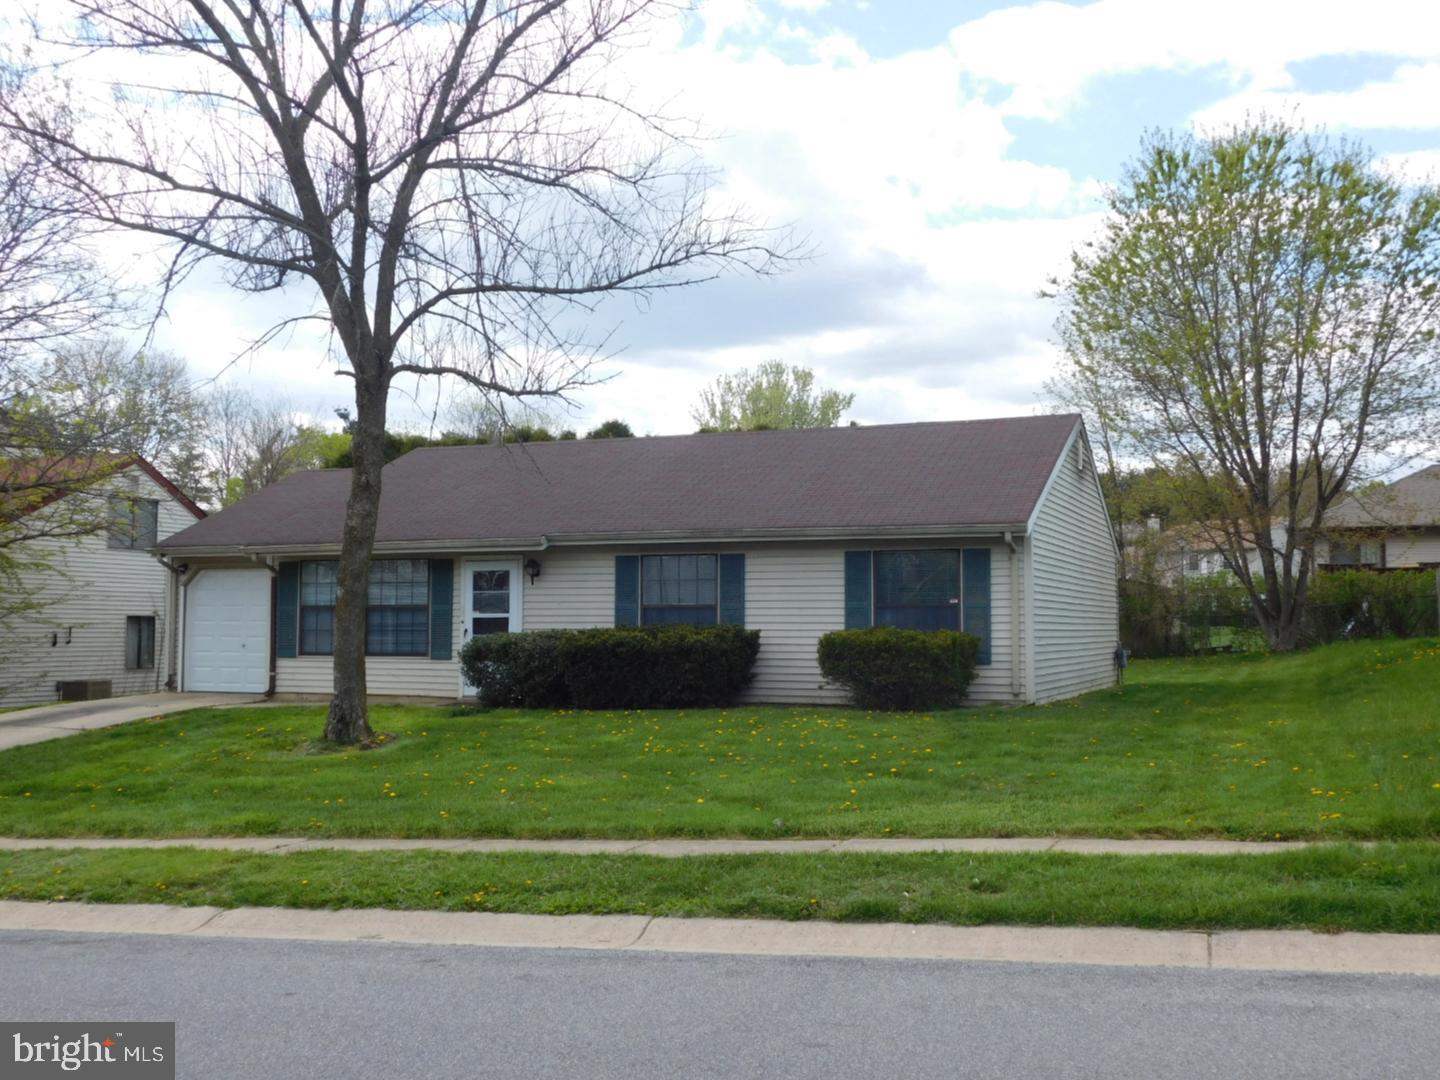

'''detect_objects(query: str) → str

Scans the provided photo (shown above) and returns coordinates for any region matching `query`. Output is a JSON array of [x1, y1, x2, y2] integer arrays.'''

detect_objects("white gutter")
[[157, 524, 1032, 559]]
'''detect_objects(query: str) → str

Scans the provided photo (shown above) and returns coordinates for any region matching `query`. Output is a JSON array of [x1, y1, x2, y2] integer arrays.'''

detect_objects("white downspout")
[[1005, 531, 1022, 700]]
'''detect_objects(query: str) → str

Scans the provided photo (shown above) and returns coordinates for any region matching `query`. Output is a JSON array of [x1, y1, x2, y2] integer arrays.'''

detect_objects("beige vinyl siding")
[[274, 656, 461, 697], [518, 539, 1021, 707], [0, 467, 198, 706], [1028, 434, 1119, 704], [262, 536, 1026, 706], [1385, 530, 1440, 567]]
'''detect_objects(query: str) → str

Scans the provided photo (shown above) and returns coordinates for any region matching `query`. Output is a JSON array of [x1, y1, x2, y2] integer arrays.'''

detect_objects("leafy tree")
[[322, 417, 489, 469], [35, 338, 207, 496], [585, 419, 634, 439], [691, 361, 853, 432], [1055, 120, 1440, 650], [5, 2, 790, 742]]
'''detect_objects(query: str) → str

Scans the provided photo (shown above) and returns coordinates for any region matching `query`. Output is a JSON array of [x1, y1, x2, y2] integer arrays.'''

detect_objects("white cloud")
[[1375, 148, 1440, 182], [1194, 63, 1440, 132], [66, 1, 1440, 438], [948, 0, 1440, 121]]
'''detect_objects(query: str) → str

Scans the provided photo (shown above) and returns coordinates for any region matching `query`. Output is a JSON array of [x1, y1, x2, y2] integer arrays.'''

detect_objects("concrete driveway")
[[0, 692, 264, 751]]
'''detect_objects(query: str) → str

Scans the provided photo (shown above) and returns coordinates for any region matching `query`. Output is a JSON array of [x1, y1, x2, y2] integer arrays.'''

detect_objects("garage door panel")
[[184, 569, 269, 692]]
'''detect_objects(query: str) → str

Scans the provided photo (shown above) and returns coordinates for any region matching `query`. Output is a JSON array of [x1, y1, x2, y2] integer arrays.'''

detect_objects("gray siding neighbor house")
[[157, 414, 1119, 705], [0, 457, 206, 706]]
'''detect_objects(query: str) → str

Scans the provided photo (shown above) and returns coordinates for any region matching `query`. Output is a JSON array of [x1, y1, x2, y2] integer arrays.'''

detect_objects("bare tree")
[[1, 49, 135, 664], [0, 51, 117, 370], [5, 2, 791, 742], [203, 381, 254, 506], [445, 387, 567, 443], [200, 383, 339, 504]]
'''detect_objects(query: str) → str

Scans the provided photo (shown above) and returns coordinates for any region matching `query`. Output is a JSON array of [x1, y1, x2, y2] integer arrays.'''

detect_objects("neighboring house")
[[1122, 520, 1301, 585], [1316, 464, 1440, 570], [156, 414, 1119, 706], [0, 456, 206, 706]]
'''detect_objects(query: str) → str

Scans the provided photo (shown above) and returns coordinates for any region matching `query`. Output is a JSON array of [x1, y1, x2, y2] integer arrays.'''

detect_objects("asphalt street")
[[0, 930, 1435, 1079]]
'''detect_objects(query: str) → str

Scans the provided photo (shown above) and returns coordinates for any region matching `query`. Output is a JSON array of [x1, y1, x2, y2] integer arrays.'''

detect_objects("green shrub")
[[458, 625, 761, 709], [1305, 569, 1438, 643], [816, 627, 980, 710], [457, 630, 571, 708], [559, 625, 761, 709]]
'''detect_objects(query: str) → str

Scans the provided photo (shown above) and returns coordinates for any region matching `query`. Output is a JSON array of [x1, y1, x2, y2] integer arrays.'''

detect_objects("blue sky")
[[143, 0, 1440, 435]]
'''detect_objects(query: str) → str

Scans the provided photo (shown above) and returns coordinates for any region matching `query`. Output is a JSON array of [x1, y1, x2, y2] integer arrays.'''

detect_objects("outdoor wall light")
[[524, 557, 543, 584]]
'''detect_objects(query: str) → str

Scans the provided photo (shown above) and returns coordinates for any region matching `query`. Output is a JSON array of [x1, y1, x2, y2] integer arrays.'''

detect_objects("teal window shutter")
[[844, 551, 873, 629], [718, 553, 745, 625], [962, 548, 992, 665], [429, 559, 454, 660], [615, 555, 640, 626], [275, 562, 299, 658]]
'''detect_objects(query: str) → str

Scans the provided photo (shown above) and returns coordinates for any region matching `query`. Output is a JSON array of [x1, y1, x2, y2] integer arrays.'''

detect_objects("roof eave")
[[156, 522, 1033, 558]]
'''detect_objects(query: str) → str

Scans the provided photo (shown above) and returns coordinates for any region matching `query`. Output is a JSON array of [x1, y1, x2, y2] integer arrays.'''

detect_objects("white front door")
[[183, 568, 270, 692], [460, 560, 522, 696]]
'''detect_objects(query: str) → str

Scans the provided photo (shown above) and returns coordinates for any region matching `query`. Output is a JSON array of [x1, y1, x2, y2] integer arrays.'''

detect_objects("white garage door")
[[183, 569, 270, 692]]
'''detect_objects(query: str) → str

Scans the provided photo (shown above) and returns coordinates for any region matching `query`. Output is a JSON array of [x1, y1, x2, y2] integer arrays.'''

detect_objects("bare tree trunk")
[[324, 371, 387, 745]]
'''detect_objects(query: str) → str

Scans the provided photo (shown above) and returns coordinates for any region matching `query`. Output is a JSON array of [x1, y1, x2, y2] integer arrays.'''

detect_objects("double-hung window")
[[107, 496, 159, 550], [873, 550, 960, 631], [640, 554, 718, 626], [365, 559, 430, 656], [299, 562, 338, 655], [299, 559, 429, 656], [1328, 541, 1381, 567]]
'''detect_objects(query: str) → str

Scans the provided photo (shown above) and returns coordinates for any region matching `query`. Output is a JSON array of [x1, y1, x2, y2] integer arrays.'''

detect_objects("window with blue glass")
[[640, 554, 718, 625], [299, 559, 429, 656], [873, 550, 960, 631]]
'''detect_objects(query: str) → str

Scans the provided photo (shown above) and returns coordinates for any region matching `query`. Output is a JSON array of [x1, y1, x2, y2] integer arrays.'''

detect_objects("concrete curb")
[[0, 835, 1334, 858], [0, 900, 1436, 976]]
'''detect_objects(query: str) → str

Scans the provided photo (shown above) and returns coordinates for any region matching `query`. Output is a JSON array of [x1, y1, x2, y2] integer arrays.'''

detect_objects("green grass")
[[2, 843, 1439, 933], [0, 638, 1437, 841]]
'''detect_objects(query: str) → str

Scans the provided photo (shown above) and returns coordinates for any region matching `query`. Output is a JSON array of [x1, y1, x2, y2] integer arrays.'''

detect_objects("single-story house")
[[0, 455, 206, 706], [1316, 464, 1440, 570], [156, 413, 1119, 705]]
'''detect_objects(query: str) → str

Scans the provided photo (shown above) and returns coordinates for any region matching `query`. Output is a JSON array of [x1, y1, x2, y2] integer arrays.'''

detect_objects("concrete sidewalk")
[[0, 899, 1436, 976], [0, 834, 1332, 857], [0, 692, 263, 750]]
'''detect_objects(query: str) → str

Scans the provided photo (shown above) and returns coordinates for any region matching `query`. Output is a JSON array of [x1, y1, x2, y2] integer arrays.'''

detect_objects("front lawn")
[[0, 638, 1437, 840], [3, 842, 1438, 933]]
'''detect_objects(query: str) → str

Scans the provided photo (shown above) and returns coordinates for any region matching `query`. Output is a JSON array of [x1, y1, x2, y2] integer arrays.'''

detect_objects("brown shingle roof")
[[159, 414, 1081, 551], [2, 453, 206, 523]]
